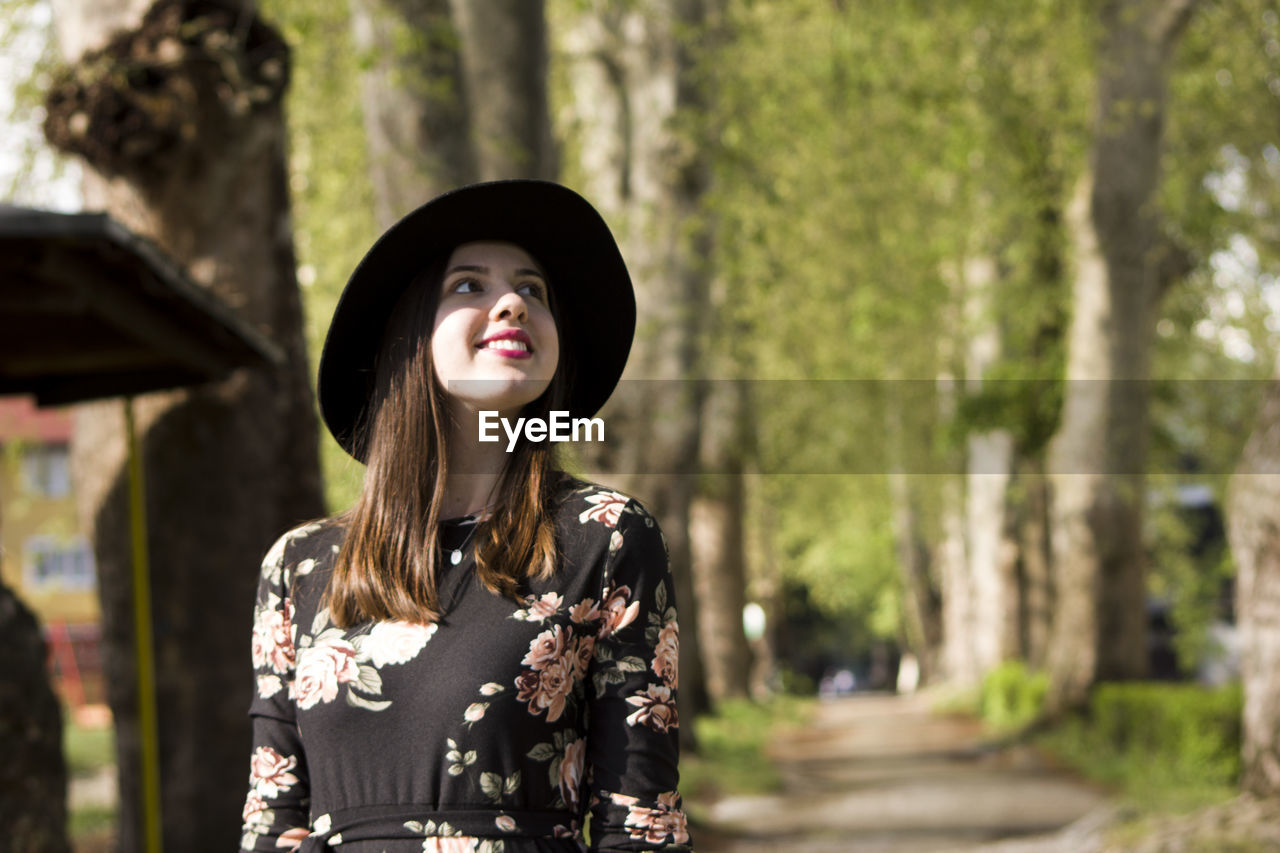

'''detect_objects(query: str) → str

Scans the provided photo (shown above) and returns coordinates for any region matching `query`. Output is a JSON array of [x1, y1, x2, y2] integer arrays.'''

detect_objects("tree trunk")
[[963, 255, 1020, 675], [1016, 459, 1055, 668], [0, 582, 71, 853], [886, 392, 943, 682], [1043, 0, 1196, 713], [348, 0, 476, 225], [888, 467, 943, 683], [349, 0, 554, 228], [691, 381, 753, 704], [556, 0, 724, 725], [1226, 380, 1280, 797], [447, 0, 555, 181], [937, 470, 976, 685], [690, 479, 750, 703], [44, 2, 326, 849]]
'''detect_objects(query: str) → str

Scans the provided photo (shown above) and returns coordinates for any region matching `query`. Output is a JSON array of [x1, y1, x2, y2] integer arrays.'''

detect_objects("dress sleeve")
[[240, 530, 312, 853], [585, 502, 692, 851]]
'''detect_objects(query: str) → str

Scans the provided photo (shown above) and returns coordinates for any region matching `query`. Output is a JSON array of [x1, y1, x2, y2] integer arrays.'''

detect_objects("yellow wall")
[[0, 441, 100, 626]]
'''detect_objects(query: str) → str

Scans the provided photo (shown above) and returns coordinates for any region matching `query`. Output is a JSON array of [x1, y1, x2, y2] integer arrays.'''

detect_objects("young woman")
[[240, 181, 689, 853]]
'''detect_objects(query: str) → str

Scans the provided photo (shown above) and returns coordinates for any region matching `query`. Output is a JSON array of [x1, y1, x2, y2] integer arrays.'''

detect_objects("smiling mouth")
[[478, 339, 533, 358]]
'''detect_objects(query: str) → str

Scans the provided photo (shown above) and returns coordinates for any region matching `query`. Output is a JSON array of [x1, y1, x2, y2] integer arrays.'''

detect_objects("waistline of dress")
[[299, 805, 580, 851]]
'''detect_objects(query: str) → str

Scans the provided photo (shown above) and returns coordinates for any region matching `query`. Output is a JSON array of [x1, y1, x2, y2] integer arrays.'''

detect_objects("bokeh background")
[[3, 0, 1280, 850]]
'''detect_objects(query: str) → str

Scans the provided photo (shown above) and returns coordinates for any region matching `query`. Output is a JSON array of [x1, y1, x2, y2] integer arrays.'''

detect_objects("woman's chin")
[[441, 375, 550, 405]]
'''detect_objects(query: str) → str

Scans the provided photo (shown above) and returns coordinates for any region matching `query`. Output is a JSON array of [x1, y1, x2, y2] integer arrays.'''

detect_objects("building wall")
[[0, 397, 102, 705], [0, 439, 99, 623]]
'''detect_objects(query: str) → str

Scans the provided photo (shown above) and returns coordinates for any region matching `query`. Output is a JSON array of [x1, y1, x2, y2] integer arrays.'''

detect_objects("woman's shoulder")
[[257, 516, 347, 588], [553, 474, 659, 533]]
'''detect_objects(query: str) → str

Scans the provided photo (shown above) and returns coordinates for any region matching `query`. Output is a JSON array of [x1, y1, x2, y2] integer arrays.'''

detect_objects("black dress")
[[240, 479, 690, 853]]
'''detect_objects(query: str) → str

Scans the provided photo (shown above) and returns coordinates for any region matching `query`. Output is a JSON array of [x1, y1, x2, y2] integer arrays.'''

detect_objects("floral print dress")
[[240, 480, 690, 853]]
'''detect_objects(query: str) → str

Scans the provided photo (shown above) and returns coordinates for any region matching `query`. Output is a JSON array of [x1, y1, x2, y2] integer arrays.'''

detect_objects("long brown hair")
[[325, 251, 570, 627]]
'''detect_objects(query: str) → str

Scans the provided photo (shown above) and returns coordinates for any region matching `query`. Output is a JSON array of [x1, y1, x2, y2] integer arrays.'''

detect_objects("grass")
[[1032, 682, 1243, 815], [67, 805, 116, 837], [63, 716, 117, 849], [680, 695, 813, 803], [64, 719, 114, 778]]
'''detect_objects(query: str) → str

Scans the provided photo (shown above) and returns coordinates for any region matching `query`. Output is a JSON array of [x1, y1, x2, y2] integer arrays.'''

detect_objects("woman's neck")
[[440, 407, 512, 518]]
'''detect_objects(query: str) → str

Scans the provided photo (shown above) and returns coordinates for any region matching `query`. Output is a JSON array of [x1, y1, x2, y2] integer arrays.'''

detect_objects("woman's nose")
[[489, 289, 528, 323]]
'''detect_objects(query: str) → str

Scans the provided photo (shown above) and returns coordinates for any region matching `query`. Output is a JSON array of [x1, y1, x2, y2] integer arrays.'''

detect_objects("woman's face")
[[431, 241, 560, 419]]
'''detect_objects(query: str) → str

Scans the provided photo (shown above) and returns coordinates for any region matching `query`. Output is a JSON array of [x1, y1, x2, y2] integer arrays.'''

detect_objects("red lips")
[[477, 328, 534, 359]]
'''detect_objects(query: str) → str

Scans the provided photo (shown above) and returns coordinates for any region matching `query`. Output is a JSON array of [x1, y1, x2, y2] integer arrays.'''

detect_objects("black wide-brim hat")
[[318, 180, 635, 461]]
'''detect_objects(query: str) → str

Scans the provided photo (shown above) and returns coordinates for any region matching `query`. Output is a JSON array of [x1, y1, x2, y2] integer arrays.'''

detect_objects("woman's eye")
[[518, 281, 546, 301], [451, 278, 481, 294]]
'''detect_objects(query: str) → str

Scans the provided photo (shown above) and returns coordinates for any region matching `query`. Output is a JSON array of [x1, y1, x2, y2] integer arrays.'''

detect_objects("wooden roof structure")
[[0, 205, 282, 405]]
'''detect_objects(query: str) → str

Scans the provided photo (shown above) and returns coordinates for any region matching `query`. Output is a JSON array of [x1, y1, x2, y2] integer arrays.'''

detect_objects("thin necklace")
[[447, 524, 477, 566]]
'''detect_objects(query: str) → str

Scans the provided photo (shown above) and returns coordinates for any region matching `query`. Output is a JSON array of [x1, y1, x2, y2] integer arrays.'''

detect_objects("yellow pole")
[[125, 398, 163, 853]]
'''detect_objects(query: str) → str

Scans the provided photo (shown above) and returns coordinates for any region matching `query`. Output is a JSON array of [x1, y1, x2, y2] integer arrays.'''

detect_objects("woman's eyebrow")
[[446, 264, 545, 279]]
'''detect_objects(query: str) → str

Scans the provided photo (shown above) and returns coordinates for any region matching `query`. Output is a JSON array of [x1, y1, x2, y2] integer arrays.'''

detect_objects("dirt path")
[[695, 692, 1109, 853]]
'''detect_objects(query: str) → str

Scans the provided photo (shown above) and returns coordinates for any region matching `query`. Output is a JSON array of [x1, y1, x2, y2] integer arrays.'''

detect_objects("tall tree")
[[348, 0, 474, 223], [691, 380, 753, 703], [42, 1, 325, 848], [554, 0, 726, 720], [447, 0, 555, 181], [349, 0, 554, 229], [1044, 0, 1197, 712], [1226, 385, 1280, 797]]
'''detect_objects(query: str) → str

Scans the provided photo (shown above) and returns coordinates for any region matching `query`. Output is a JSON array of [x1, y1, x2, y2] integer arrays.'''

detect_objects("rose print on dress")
[[248, 746, 299, 798], [251, 593, 295, 701], [423, 838, 479, 853], [651, 621, 679, 690], [292, 618, 437, 712], [510, 592, 563, 622], [645, 579, 680, 691], [568, 597, 598, 624], [515, 656, 574, 721], [363, 620, 438, 667], [597, 584, 639, 639], [578, 489, 629, 528], [256, 674, 283, 699], [515, 623, 592, 722], [522, 624, 570, 669], [614, 791, 690, 845], [293, 633, 359, 709], [625, 685, 679, 733], [526, 730, 585, 811], [275, 827, 308, 851], [251, 594, 295, 676], [558, 736, 587, 810], [242, 790, 268, 824]]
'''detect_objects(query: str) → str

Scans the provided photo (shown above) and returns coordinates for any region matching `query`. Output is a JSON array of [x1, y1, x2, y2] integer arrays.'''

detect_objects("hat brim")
[[318, 180, 635, 461]]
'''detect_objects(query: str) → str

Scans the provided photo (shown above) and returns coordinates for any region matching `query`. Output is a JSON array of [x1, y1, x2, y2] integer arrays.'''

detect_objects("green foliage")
[[764, 475, 899, 638], [680, 697, 813, 803], [0, 0, 76, 205], [1038, 682, 1243, 808], [1146, 480, 1236, 673], [979, 661, 1048, 733], [258, 0, 378, 513]]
